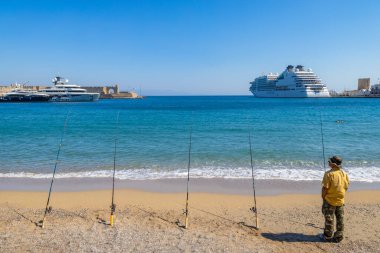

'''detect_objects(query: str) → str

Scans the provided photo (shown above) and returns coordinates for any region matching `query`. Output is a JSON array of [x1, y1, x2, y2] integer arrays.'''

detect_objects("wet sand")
[[1, 177, 380, 194], [1, 180, 380, 253]]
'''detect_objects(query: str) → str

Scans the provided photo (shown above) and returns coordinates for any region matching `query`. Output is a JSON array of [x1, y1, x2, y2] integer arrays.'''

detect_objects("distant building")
[[371, 79, 380, 95], [371, 85, 380, 94], [329, 90, 339, 96], [341, 89, 370, 97], [337, 78, 372, 97], [358, 78, 370, 90]]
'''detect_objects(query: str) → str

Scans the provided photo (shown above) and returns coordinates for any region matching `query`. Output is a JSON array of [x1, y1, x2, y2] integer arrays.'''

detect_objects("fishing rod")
[[248, 130, 259, 229], [184, 124, 192, 229], [319, 111, 326, 172], [110, 112, 120, 227], [40, 111, 70, 228]]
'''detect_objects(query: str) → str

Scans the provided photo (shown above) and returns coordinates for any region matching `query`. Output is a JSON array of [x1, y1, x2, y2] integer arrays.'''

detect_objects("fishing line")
[[248, 130, 259, 229], [110, 112, 120, 226], [184, 121, 192, 229], [319, 111, 326, 172], [40, 111, 70, 228]]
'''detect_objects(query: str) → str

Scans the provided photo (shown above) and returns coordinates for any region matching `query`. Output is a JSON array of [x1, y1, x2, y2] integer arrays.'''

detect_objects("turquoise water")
[[1, 97, 379, 181]]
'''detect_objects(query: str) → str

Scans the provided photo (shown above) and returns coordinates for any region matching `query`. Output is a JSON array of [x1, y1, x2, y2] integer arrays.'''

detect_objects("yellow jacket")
[[322, 168, 349, 206]]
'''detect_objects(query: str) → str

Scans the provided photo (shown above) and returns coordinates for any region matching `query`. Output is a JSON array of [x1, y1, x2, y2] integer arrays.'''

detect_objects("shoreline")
[[2, 177, 380, 252], [1, 177, 379, 195], [1, 189, 380, 252]]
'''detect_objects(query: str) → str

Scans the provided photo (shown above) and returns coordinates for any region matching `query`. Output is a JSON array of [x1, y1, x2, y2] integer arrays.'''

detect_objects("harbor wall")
[[81, 85, 141, 98], [83, 85, 119, 95], [100, 91, 139, 99]]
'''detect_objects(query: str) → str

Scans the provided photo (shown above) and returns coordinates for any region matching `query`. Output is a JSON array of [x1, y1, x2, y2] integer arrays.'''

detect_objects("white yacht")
[[39, 77, 100, 102], [249, 65, 330, 98], [1, 88, 50, 102]]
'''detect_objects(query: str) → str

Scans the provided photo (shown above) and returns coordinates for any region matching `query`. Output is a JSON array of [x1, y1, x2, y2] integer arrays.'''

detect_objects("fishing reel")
[[110, 204, 116, 213], [183, 209, 188, 215], [250, 206, 257, 214], [47, 206, 53, 214]]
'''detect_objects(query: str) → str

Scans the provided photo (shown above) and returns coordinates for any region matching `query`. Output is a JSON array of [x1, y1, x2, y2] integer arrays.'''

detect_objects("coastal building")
[[341, 89, 371, 97], [329, 90, 339, 96], [358, 78, 370, 90], [334, 78, 374, 97], [371, 79, 380, 95], [0, 85, 9, 95]]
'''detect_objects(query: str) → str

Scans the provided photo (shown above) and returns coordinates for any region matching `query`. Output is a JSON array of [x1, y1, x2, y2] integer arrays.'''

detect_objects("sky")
[[1, 0, 379, 95]]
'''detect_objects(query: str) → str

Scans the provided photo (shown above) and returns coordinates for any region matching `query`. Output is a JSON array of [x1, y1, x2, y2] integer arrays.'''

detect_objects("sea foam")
[[1, 166, 379, 182]]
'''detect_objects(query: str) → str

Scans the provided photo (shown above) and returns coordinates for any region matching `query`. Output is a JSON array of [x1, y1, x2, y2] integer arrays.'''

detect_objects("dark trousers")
[[322, 200, 344, 241]]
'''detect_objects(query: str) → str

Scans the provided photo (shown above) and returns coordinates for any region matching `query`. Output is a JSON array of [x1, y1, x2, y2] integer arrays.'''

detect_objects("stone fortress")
[[81, 85, 140, 99]]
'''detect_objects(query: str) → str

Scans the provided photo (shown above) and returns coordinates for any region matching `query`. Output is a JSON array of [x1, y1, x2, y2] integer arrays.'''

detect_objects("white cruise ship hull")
[[252, 89, 330, 98], [49, 93, 100, 102]]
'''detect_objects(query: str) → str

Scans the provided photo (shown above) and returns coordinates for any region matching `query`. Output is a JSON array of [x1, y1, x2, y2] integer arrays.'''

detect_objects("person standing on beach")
[[321, 156, 349, 243]]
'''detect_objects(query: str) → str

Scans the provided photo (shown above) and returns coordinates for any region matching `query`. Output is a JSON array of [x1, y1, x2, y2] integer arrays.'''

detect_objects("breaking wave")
[[1, 165, 379, 182]]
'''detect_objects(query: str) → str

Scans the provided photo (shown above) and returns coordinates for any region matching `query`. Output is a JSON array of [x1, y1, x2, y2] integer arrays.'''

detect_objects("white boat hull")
[[252, 89, 330, 98], [49, 93, 100, 102]]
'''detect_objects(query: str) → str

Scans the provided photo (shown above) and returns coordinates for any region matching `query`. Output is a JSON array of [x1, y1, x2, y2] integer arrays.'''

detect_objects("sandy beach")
[[1, 179, 380, 253]]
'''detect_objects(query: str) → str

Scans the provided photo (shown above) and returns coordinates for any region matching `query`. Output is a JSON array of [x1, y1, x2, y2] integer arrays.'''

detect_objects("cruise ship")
[[39, 77, 100, 102], [249, 65, 330, 98]]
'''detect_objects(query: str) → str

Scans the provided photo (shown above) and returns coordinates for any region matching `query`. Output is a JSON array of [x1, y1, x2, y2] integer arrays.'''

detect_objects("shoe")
[[331, 237, 343, 243], [318, 233, 333, 242]]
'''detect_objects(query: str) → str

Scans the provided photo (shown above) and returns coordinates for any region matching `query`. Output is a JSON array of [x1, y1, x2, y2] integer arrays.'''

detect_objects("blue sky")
[[1, 0, 379, 95]]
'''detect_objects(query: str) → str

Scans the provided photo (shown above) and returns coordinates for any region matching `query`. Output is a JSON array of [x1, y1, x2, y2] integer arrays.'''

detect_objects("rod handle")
[[185, 215, 189, 229], [41, 217, 46, 229], [110, 214, 114, 227]]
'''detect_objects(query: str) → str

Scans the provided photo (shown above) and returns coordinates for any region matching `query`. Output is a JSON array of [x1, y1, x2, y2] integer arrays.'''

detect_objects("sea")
[[1, 96, 379, 182]]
